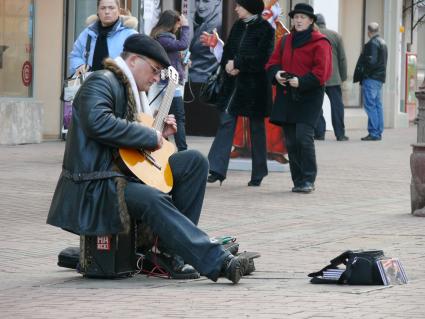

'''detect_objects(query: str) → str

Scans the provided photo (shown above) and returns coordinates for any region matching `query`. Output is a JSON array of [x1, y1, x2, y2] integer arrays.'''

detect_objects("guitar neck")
[[153, 80, 178, 132]]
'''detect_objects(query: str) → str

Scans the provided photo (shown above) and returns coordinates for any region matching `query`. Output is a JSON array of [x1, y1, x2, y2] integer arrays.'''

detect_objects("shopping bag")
[[63, 77, 83, 102], [60, 73, 91, 139]]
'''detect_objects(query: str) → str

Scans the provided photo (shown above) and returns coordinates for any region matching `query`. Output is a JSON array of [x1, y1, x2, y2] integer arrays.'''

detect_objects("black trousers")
[[208, 111, 268, 181], [283, 123, 317, 186], [315, 85, 346, 139], [124, 150, 229, 280]]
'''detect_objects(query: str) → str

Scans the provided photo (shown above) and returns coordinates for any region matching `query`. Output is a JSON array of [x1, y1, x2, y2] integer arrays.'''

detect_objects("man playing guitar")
[[47, 34, 249, 284]]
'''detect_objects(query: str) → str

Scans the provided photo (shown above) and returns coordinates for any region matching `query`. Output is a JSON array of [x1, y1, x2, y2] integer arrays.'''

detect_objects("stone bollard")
[[411, 78, 425, 216]]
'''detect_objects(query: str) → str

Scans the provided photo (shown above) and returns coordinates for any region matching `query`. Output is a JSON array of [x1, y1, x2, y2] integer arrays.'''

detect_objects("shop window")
[[0, 0, 34, 97]]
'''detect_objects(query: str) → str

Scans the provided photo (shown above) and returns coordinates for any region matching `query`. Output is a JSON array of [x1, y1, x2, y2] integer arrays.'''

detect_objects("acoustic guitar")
[[119, 67, 179, 193]]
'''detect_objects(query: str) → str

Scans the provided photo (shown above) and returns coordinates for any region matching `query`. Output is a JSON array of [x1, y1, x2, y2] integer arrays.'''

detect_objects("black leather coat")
[[216, 17, 274, 118], [354, 34, 387, 84], [47, 69, 158, 235]]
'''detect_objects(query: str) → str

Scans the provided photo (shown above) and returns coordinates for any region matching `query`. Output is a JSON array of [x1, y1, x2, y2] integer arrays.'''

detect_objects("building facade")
[[0, 0, 420, 143]]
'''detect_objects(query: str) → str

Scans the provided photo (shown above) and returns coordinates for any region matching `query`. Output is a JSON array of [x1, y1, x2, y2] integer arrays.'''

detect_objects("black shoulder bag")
[[199, 62, 224, 106]]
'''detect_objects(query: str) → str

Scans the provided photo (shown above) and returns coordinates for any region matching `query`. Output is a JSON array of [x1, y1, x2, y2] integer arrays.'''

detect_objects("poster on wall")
[[142, 0, 161, 35], [187, 0, 222, 83]]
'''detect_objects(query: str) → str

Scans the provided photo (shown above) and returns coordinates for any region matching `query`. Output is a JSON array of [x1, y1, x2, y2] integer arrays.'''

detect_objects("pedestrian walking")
[[354, 22, 388, 141], [314, 13, 349, 142], [265, 3, 332, 193], [207, 0, 274, 187]]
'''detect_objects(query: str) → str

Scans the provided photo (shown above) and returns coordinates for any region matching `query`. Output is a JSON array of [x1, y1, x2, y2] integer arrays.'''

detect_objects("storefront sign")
[[21, 61, 32, 87], [181, 0, 190, 16]]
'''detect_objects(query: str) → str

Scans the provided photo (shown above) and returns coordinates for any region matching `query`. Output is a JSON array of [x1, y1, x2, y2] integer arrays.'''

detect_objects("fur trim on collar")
[[103, 58, 137, 122], [103, 58, 128, 87], [86, 14, 138, 29]]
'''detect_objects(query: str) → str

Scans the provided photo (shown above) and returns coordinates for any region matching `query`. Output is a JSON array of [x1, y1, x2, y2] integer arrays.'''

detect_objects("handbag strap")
[[84, 35, 92, 67], [149, 85, 167, 106]]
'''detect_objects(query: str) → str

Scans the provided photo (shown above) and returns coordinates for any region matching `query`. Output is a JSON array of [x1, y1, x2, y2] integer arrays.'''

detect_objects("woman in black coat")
[[265, 3, 332, 193], [207, 0, 274, 186]]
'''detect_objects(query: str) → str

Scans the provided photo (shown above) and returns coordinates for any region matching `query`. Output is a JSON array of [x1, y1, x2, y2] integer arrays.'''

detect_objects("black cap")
[[236, 0, 264, 15], [123, 34, 170, 67], [316, 13, 326, 26], [288, 3, 317, 22]]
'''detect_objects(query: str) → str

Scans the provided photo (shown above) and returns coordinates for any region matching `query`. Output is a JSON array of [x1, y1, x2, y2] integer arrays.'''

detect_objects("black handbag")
[[353, 54, 365, 84], [308, 250, 385, 285], [199, 66, 224, 105]]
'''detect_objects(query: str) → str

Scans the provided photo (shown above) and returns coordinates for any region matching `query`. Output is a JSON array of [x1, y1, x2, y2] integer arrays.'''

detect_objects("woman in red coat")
[[265, 3, 332, 193]]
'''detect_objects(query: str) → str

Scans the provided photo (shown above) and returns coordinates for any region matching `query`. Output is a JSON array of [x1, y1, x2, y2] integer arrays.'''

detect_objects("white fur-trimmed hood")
[[86, 14, 138, 29]]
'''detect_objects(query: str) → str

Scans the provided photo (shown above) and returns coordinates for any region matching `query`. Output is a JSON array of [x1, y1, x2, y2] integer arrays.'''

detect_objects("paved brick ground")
[[1, 127, 424, 318]]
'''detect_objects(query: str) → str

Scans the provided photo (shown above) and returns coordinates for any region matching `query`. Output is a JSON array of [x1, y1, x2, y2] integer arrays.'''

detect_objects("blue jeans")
[[169, 96, 187, 151], [362, 79, 384, 138]]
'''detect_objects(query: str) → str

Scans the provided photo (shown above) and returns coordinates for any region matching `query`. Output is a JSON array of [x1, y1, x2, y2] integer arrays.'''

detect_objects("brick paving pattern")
[[1, 127, 424, 318]]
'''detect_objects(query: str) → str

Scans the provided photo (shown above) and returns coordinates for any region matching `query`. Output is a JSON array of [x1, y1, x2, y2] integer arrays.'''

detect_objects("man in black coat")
[[47, 34, 248, 284], [354, 22, 388, 141]]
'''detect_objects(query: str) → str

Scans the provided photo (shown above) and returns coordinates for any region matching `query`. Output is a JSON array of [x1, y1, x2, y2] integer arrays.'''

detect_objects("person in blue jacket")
[[69, 0, 137, 77]]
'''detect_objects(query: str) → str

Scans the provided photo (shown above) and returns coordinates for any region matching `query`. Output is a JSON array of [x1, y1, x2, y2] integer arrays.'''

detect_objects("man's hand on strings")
[[162, 114, 177, 138]]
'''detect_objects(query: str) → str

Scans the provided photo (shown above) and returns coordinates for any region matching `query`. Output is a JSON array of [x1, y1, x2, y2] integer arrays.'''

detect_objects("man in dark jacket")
[[314, 13, 349, 142], [354, 22, 388, 141], [47, 34, 248, 284]]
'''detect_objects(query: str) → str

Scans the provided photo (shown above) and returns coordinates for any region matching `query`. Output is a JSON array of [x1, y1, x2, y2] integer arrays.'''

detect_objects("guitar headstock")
[[162, 66, 179, 85]]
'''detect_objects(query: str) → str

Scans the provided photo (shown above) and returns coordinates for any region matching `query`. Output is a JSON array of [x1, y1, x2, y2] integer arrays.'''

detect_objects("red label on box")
[[97, 236, 111, 250]]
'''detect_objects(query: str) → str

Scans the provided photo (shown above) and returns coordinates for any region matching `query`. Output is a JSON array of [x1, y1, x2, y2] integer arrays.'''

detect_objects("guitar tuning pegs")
[[160, 69, 167, 81], [164, 66, 179, 84]]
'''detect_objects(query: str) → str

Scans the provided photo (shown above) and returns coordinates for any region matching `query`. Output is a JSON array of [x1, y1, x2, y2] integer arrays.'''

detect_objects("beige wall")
[[365, 0, 384, 38], [340, 0, 363, 107], [34, 0, 64, 138]]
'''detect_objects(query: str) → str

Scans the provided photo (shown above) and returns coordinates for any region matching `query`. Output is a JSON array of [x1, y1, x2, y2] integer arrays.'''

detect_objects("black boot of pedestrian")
[[248, 178, 263, 186], [207, 172, 225, 185]]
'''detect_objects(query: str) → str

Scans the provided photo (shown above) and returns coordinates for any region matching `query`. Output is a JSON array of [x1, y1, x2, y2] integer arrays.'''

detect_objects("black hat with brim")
[[288, 3, 317, 22], [123, 34, 171, 68]]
